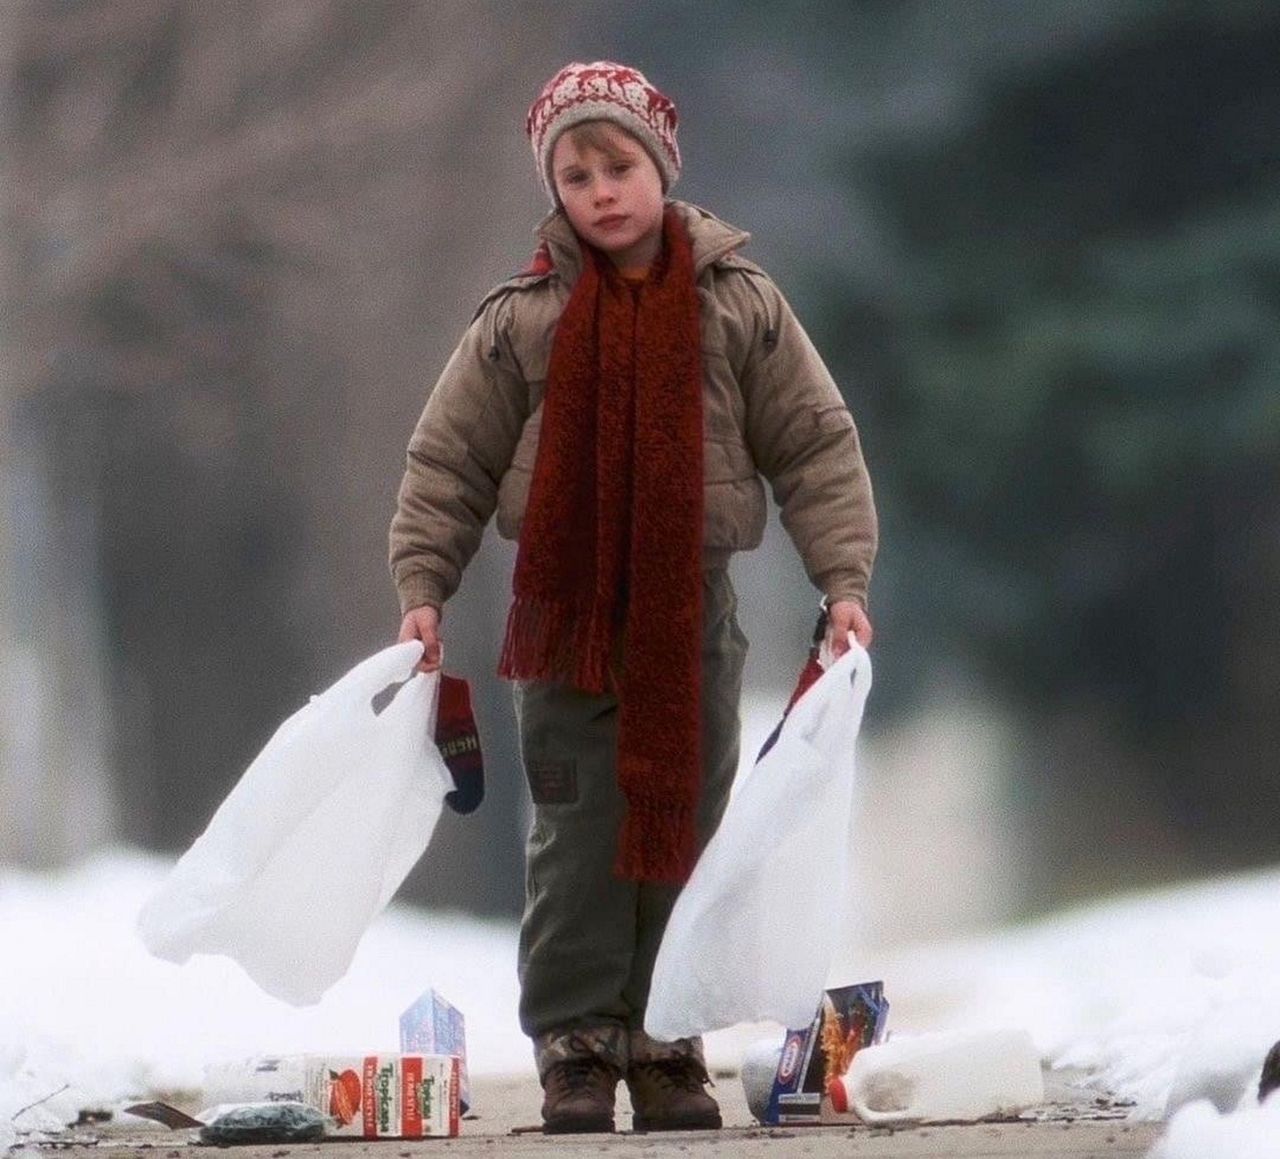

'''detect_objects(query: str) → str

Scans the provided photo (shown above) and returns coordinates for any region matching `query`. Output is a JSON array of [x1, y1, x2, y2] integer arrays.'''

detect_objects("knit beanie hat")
[[526, 61, 681, 200]]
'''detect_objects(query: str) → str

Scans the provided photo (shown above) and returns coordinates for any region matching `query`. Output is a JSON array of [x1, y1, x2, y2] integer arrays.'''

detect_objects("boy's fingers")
[[826, 600, 874, 653], [850, 604, 874, 649], [398, 607, 443, 670], [419, 636, 442, 672], [413, 639, 442, 673]]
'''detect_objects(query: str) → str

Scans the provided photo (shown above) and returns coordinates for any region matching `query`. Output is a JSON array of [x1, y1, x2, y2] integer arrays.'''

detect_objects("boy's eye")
[[611, 163, 632, 176]]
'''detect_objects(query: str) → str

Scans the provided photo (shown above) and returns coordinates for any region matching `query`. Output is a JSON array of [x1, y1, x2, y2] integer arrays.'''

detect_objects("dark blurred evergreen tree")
[[836, 11, 1280, 720], [815, 7, 1280, 876], [621, 0, 1280, 886]]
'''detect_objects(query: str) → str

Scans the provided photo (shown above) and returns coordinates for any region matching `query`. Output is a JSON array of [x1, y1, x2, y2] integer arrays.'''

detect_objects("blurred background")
[[2, 0, 1277, 953]]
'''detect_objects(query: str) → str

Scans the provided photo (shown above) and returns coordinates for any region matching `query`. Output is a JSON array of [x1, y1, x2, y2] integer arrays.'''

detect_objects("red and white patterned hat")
[[526, 61, 680, 200]]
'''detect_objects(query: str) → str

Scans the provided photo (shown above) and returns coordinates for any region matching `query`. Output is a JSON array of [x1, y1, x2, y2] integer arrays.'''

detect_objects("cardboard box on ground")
[[400, 987, 470, 1113], [128, 1054, 460, 1139], [750, 981, 890, 1125], [203, 1054, 460, 1138], [125, 988, 468, 1140], [746, 982, 1046, 1127]]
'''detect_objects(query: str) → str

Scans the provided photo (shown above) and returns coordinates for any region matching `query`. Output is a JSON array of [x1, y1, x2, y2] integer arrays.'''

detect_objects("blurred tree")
[[2, 0, 625, 912], [818, 5, 1280, 889], [7, 0, 1279, 919], [615, 0, 1280, 898]]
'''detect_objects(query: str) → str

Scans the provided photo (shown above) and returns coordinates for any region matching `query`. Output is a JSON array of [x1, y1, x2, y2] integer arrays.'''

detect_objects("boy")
[[390, 61, 877, 1134]]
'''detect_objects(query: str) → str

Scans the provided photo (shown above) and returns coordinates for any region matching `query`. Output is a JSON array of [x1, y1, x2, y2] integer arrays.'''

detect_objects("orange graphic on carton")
[[327, 1068, 362, 1126]]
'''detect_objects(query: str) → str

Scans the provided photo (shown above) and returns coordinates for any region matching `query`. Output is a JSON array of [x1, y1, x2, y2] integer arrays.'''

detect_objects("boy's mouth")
[[595, 214, 628, 229]]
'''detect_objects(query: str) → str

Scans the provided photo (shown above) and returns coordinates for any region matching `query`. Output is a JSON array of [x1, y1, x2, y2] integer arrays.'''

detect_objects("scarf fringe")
[[613, 794, 697, 884], [497, 594, 612, 695]]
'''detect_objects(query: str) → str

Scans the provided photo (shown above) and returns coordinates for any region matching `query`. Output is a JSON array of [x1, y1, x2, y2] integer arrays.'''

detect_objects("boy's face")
[[551, 124, 665, 270]]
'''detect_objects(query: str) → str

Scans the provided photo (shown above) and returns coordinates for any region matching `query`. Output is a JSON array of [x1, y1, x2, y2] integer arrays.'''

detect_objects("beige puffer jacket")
[[390, 200, 877, 614]]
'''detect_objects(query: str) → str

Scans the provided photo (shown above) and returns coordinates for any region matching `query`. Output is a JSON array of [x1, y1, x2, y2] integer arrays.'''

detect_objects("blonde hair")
[[560, 120, 648, 166]]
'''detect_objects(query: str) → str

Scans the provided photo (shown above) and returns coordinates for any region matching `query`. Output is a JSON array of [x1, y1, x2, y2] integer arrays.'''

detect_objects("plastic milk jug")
[[827, 1027, 1044, 1123], [740, 1038, 785, 1123]]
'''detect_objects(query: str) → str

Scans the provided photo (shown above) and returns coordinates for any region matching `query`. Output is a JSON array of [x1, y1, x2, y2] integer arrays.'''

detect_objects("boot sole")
[[632, 1112, 722, 1132], [542, 1115, 615, 1135]]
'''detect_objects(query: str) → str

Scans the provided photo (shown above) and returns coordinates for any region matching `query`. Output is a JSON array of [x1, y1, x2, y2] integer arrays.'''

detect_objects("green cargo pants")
[[514, 569, 748, 1075]]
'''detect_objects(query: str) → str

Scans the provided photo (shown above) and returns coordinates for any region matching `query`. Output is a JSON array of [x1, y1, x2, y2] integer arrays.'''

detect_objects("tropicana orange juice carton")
[[203, 1053, 460, 1138]]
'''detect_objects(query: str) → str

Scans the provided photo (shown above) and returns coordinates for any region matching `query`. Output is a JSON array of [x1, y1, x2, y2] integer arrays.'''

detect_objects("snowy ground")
[[3, 851, 1280, 1157], [864, 864, 1280, 1158]]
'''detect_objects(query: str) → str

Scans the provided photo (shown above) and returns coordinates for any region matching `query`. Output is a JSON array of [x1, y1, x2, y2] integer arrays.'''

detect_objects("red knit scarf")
[[499, 207, 705, 884]]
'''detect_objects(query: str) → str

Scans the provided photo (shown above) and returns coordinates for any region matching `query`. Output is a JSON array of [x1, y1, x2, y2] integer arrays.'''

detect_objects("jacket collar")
[[535, 199, 751, 285]]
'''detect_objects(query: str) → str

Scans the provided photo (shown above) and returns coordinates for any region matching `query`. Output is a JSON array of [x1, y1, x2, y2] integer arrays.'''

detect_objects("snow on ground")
[[862, 865, 1280, 1158], [872, 862, 1280, 1119], [1151, 1096, 1280, 1159], [0, 850, 521, 1127], [4, 850, 1280, 1156]]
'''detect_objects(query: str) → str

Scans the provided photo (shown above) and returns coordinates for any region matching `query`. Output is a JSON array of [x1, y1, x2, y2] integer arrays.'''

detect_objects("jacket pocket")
[[701, 346, 746, 441], [703, 435, 766, 551]]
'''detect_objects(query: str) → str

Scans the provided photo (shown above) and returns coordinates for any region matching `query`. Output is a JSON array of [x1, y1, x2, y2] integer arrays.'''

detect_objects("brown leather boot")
[[627, 1056, 722, 1132], [540, 1054, 622, 1134]]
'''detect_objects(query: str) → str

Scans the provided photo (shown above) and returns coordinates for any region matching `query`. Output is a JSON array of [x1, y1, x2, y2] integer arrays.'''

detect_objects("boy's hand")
[[825, 600, 873, 658], [398, 605, 442, 672]]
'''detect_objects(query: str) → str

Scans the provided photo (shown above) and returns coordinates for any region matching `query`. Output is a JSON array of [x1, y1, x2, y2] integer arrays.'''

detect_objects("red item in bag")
[[435, 674, 484, 814], [757, 608, 828, 761]]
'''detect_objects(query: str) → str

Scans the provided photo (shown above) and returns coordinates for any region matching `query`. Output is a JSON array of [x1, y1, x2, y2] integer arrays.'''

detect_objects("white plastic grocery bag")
[[137, 641, 450, 1005], [645, 640, 872, 1040]]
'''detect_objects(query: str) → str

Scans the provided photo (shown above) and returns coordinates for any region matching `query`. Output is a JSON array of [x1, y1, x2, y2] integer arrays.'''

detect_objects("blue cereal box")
[[765, 981, 889, 1125], [399, 989, 469, 1114]]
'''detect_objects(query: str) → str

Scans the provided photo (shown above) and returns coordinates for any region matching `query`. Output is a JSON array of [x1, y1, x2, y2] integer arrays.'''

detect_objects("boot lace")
[[640, 1058, 711, 1093], [556, 1056, 604, 1090], [550, 1034, 615, 1091]]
